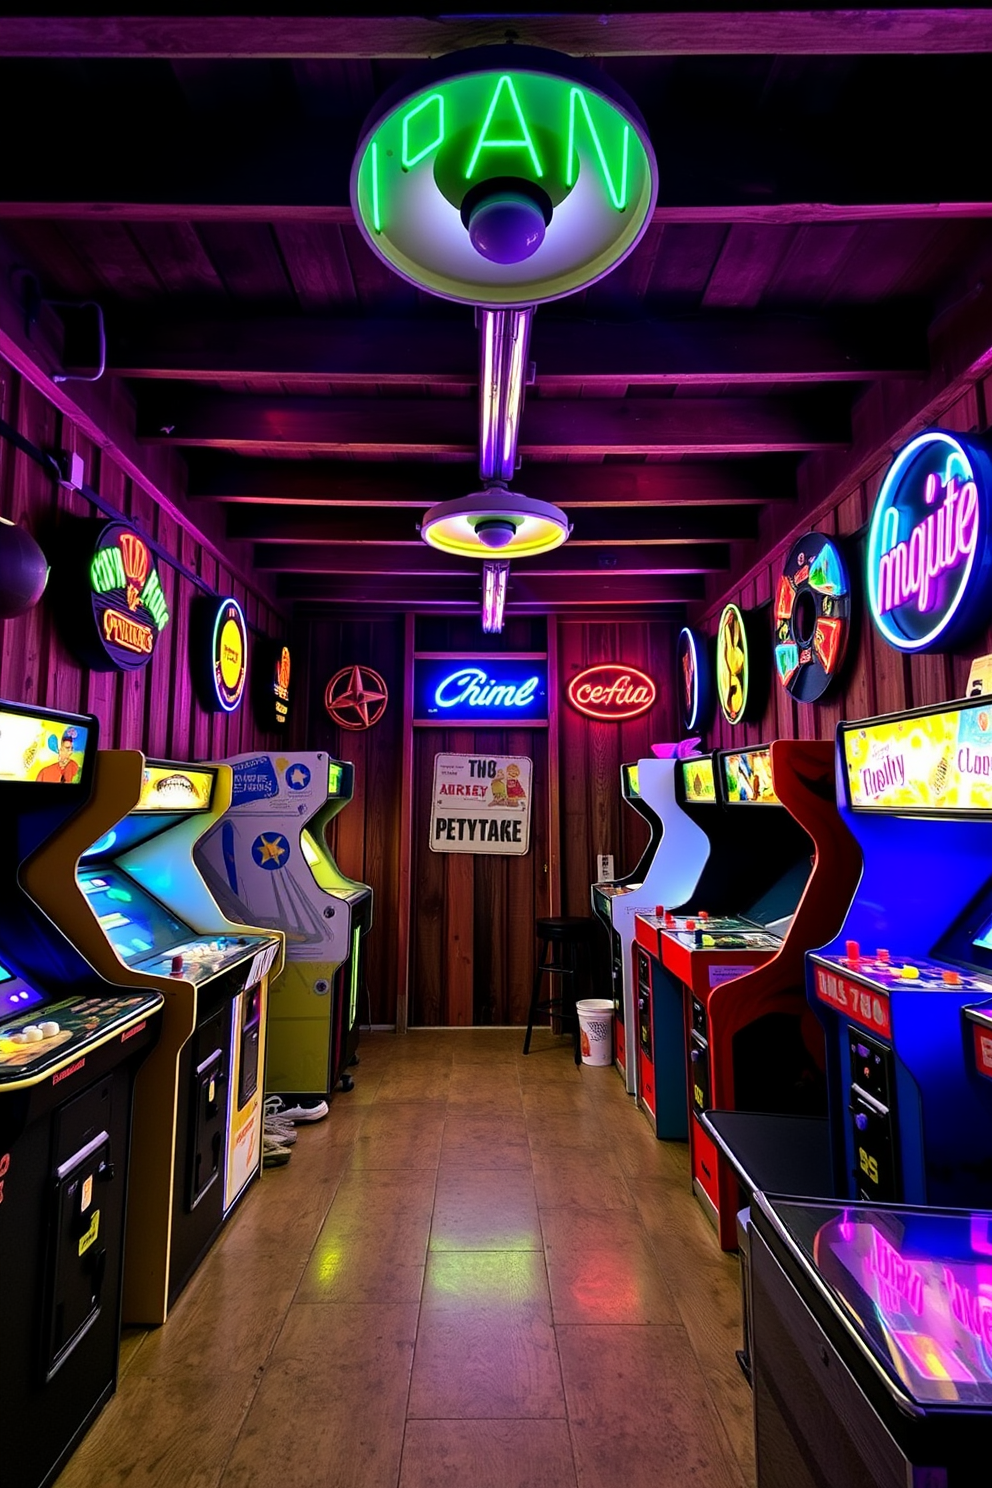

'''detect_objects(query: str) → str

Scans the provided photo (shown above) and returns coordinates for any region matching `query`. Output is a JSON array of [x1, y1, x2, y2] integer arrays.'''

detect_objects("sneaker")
[[264, 1117, 297, 1145], [262, 1130, 292, 1168], [265, 1096, 330, 1124]]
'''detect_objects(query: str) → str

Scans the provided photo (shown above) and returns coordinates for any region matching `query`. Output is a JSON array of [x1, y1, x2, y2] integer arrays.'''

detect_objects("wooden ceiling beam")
[[138, 391, 849, 455], [254, 543, 729, 576], [4, 13, 992, 58], [277, 573, 703, 606], [229, 504, 756, 545], [109, 312, 925, 386], [189, 455, 794, 508]]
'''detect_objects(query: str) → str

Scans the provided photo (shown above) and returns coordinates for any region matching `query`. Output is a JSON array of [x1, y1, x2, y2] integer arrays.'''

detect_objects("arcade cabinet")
[[749, 1192, 992, 1488], [591, 757, 710, 1096], [808, 695, 992, 1210], [638, 740, 861, 1249], [0, 702, 162, 1488], [23, 751, 284, 1325], [193, 751, 373, 1102]]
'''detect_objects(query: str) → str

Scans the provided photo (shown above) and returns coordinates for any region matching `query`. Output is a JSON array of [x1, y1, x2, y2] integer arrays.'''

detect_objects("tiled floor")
[[55, 1029, 756, 1488]]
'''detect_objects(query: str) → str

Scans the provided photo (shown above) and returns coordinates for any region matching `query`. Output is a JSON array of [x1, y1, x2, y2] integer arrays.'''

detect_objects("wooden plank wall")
[[696, 383, 992, 753], [293, 611, 406, 1028], [0, 367, 294, 761], [297, 611, 682, 1027], [557, 618, 681, 916]]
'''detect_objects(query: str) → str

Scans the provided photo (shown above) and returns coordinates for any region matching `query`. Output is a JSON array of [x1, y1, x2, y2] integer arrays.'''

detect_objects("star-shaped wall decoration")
[[324, 664, 389, 730]]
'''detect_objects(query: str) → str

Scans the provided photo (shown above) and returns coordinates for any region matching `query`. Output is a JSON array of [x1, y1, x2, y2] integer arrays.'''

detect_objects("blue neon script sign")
[[414, 657, 548, 724]]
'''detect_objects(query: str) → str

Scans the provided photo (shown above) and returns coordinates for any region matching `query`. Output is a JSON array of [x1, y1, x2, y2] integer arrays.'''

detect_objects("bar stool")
[[522, 916, 595, 1064]]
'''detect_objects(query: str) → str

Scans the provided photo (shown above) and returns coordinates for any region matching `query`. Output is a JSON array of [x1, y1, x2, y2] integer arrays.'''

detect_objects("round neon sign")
[[774, 533, 850, 702], [676, 628, 712, 733], [716, 604, 750, 726], [350, 45, 658, 307], [867, 430, 992, 653], [567, 664, 657, 722]]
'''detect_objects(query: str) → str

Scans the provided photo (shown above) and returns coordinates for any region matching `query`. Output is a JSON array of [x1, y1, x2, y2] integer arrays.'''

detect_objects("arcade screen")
[[135, 764, 215, 812], [80, 813, 189, 862], [721, 748, 779, 804], [680, 758, 716, 804], [782, 1202, 992, 1409], [0, 707, 90, 786], [328, 762, 344, 797], [622, 764, 640, 799], [843, 702, 992, 813], [78, 866, 192, 965]]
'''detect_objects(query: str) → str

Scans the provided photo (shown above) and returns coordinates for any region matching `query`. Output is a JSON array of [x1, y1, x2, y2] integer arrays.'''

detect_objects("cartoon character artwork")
[[490, 770, 508, 805], [505, 762, 527, 806], [34, 727, 81, 784]]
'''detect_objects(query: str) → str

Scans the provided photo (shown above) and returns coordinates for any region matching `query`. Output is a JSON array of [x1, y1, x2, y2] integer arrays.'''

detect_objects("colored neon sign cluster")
[[434, 667, 540, 710], [567, 664, 656, 721]]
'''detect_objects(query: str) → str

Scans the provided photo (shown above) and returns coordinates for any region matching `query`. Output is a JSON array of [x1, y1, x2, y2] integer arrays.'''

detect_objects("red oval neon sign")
[[567, 665, 657, 721]]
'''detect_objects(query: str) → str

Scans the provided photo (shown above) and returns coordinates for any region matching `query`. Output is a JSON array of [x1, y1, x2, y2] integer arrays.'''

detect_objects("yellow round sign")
[[219, 618, 244, 690]]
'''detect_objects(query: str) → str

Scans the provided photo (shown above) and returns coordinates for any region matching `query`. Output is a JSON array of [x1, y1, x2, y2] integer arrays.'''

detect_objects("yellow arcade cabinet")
[[0, 702, 163, 1488], [23, 751, 284, 1326]]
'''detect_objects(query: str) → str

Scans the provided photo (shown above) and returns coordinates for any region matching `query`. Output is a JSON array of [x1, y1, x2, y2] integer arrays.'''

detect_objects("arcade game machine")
[[638, 740, 861, 1249], [591, 756, 710, 1097], [749, 1192, 992, 1487], [808, 695, 992, 1211], [193, 751, 373, 1102], [23, 750, 284, 1326], [0, 702, 163, 1488]]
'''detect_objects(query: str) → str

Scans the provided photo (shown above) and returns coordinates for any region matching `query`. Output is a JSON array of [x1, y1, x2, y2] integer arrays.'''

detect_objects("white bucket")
[[576, 999, 614, 1066]]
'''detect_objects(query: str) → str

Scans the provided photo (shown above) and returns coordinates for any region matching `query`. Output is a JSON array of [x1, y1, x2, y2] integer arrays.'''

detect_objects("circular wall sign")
[[566, 663, 656, 721], [676, 627, 713, 733], [773, 533, 851, 703], [192, 596, 248, 712], [350, 45, 658, 307], [867, 429, 992, 653], [85, 520, 170, 671], [324, 665, 389, 731], [716, 604, 750, 726]]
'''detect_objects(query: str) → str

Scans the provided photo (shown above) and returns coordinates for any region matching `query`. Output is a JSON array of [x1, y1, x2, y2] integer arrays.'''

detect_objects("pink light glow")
[[876, 472, 980, 616]]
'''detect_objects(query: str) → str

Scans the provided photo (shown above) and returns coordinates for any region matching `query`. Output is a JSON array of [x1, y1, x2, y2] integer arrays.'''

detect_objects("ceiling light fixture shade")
[[350, 45, 658, 307], [479, 306, 532, 483], [420, 488, 570, 558], [482, 558, 510, 633]]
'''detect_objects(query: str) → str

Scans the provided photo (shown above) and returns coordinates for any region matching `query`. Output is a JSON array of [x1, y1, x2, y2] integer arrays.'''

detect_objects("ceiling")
[[4, 10, 992, 624]]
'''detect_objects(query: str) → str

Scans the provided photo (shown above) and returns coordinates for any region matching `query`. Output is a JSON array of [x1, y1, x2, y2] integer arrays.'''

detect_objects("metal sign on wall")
[[430, 752, 533, 855]]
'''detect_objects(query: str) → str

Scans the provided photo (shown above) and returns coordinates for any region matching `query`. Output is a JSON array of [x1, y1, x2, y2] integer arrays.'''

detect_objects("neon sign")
[[414, 656, 548, 725], [774, 533, 850, 703], [867, 430, 992, 653], [253, 640, 292, 730], [716, 604, 750, 726], [86, 521, 170, 671], [567, 664, 657, 722], [192, 596, 248, 713], [676, 628, 712, 732], [350, 49, 657, 307]]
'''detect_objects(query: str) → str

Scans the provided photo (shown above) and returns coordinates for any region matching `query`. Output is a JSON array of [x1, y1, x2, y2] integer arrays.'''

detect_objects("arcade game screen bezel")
[[0, 699, 97, 798], [718, 745, 781, 806]]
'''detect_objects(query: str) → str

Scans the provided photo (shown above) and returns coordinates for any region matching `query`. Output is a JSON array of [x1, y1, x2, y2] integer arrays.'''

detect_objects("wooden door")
[[410, 725, 549, 1025]]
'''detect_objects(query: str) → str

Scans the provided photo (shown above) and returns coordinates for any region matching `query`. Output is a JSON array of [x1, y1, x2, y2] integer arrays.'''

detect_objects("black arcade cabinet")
[[0, 701, 162, 1488]]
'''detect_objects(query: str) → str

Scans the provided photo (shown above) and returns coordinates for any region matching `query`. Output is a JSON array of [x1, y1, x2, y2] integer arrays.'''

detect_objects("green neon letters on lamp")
[[464, 74, 544, 180], [350, 46, 658, 308]]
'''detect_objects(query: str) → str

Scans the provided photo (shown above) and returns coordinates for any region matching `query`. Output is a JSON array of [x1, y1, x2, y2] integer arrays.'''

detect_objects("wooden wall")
[[297, 610, 680, 1027], [0, 368, 294, 760], [293, 611, 406, 1028], [695, 382, 992, 753]]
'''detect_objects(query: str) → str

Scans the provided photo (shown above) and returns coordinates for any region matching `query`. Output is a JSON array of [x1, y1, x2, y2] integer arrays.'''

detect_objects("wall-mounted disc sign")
[[350, 45, 658, 307], [676, 627, 713, 733], [867, 429, 992, 653], [84, 520, 170, 672], [192, 595, 248, 713], [774, 533, 851, 702], [716, 603, 751, 726]]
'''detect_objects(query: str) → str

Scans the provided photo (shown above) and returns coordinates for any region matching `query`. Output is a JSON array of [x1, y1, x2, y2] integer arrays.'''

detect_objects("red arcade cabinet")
[[641, 740, 861, 1249]]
